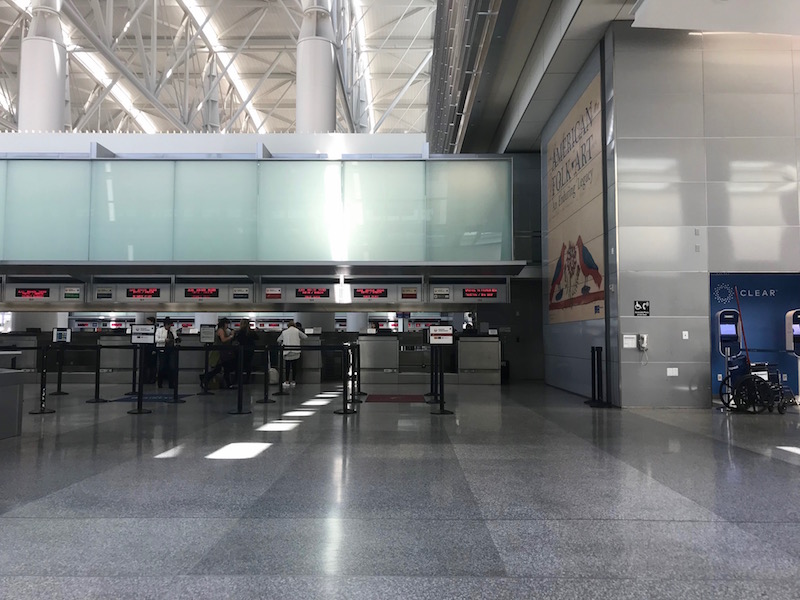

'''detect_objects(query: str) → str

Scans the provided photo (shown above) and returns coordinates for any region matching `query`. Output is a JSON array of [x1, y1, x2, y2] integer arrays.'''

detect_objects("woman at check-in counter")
[[199, 318, 235, 390]]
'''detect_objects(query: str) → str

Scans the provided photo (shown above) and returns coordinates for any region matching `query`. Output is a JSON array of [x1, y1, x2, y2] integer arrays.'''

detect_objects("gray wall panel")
[[616, 139, 706, 183], [707, 182, 799, 227], [618, 316, 710, 364], [618, 227, 707, 272], [703, 50, 794, 94], [615, 93, 704, 138], [706, 137, 797, 183], [702, 33, 793, 52], [617, 182, 707, 227], [545, 355, 593, 398], [617, 272, 710, 318], [704, 93, 795, 138], [795, 51, 800, 93], [545, 318, 605, 360], [707, 226, 800, 272], [619, 361, 711, 408], [614, 49, 703, 95]]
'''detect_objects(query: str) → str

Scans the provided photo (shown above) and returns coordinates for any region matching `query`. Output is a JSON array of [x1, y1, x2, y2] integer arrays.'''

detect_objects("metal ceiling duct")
[[296, 0, 337, 133], [427, 0, 501, 154]]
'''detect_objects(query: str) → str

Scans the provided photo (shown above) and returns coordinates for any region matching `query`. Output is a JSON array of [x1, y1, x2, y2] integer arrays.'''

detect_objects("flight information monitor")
[[295, 288, 330, 299], [354, 288, 388, 299], [126, 287, 160, 299], [462, 287, 499, 299], [15, 288, 50, 298], [184, 287, 219, 299]]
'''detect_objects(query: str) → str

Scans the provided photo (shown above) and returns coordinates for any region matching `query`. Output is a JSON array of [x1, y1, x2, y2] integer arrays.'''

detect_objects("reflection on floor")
[[2, 382, 800, 599]]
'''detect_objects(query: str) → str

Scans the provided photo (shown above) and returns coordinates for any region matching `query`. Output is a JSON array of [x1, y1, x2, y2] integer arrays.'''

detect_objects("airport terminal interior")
[[2, 0, 800, 598]]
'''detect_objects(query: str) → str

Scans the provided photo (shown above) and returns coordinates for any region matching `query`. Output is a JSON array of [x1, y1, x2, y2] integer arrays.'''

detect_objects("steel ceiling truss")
[[0, 0, 435, 134]]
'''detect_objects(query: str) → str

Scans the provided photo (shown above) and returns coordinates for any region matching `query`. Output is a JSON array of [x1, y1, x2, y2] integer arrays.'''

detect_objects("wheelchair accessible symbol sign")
[[634, 300, 650, 316]]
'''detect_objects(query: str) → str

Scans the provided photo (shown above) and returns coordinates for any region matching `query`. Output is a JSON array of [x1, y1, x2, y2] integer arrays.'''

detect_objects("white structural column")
[[18, 0, 67, 132], [201, 60, 221, 133], [296, 0, 336, 133]]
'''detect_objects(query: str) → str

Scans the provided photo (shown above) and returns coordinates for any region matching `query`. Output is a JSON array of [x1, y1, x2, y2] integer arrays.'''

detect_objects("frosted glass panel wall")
[[0, 161, 6, 259], [426, 160, 512, 260], [89, 161, 175, 261], [344, 161, 426, 261], [4, 161, 91, 260], [173, 162, 258, 260], [258, 161, 341, 260]]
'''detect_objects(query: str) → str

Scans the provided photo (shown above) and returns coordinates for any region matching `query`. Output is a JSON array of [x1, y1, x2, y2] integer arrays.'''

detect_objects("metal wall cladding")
[[619, 361, 711, 408], [617, 272, 710, 319], [707, 227, 800, 273], [618, 316, 710, 364]]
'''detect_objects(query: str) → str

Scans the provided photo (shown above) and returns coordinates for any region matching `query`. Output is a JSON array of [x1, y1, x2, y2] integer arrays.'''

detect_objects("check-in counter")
[[0, 369, 31, 440], [299, 335, 321, 384], [0, 334, 38, 370], [458, 336, 501, 384], [359, 334, 399, 384], [398, 331, 428, 384], [98, 335, 135, 370]]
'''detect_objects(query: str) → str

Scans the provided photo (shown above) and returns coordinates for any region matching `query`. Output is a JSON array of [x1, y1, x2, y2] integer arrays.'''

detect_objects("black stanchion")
[[355, 344, 366, 397], [168, 346, 185, 404], [197, 345, 213, 396], [426, 343, 439, 405], [272, 350, 288, 396], [86, 345, 108, 404], [257, 347, 275, 404], [431, 346, 454, 416], [334, 346, 356, 415], [50, 345, 68, 396], [128, 343, 152, 415], [30, 346, 55, 415], [125, 346, 139, 395], [348, 345, 362, 404], [229, 344, 251, 415], [588, 346, 611, 408]]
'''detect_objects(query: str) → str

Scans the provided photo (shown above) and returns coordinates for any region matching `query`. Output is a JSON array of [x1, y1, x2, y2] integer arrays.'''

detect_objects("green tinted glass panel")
[[5, 161, 91, 260], [89, 161, 175, 261]]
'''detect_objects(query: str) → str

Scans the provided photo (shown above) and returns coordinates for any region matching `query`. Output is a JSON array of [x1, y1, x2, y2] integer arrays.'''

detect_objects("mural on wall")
[[710, 273, 799, 396], [546, 74, 604, 324]]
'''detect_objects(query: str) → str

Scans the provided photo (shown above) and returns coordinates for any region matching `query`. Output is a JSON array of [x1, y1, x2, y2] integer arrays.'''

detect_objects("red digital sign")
[[354, 288, 388, 299], [126, 287, 160, 299], [462, 287, 498, 299], [295, 288, 330, 299], [15, 288, 50, 298], [184, 287, 219, 299]]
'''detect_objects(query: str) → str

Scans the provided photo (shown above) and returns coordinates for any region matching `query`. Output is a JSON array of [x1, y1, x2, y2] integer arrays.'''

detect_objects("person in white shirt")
[[155, 317, 176, 388], [276, 320, 308, 387]]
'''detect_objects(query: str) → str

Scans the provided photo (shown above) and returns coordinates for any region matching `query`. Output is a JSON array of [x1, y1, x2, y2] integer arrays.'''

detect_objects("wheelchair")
[[718, 357, 796, 414]]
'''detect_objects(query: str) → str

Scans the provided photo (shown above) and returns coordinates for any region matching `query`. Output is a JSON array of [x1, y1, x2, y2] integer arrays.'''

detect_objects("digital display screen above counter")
[[354, 288, 388, 299], [15, 288, 50, 298], [462, 287, 499, 299], [295, 288, 330, 299], [184, 287, 219, 299], [126, 287, 160, 299]]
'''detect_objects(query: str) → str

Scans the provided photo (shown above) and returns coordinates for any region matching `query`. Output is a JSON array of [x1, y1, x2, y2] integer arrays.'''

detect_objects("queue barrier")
[[13, 341, 363, 417]]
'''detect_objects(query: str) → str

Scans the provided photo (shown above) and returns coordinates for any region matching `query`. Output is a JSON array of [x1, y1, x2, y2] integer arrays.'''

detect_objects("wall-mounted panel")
[[344, 162, 426, 261], [426, 161, 512, 261], [4, 161, 91, 260], [706, 182, 799, 227], [617, 182, 707, 228], [706, 137, 797, 183], [703, 50, 794, 95], [174, 162, 258, 260], [707, 226, 800, 272], [615, 93, 704, 139], [89, 161, 175, 261], [618, 227, 708, 272], [704, 93, 795, 138], [616, 139, 707, 183]]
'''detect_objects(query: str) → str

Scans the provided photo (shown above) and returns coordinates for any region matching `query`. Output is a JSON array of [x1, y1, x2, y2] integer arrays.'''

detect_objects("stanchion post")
[[588, 346, 610, 408], [431, 345, 454, 415], [128, 340, 152, 415], [229, 344, 251, 414], [588, 347, 597, 405], [125, 346, 138, 395], [86, 345, 108, 403], [168, 346, 185, 404], [30, 345, 55, 415], [349, 345, 362, 404], [355, 343, 366, 396], [597, 347, 604, 404], [334, 346, 356, 415], [425, 343, 435, 397], [198, 344, 213, 396], [51, 345, 68, 396], [273, 349, 288, 396], [257, 346, 275, 404]]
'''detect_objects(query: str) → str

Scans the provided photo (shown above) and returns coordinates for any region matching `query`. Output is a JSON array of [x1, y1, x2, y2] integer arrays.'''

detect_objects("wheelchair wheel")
[[732, 375, 771, 413], [719, 376, 733, 408]]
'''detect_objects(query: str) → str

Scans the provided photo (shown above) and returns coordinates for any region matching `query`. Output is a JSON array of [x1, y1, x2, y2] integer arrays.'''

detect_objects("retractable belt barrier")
[[18, 342, 363, 417]]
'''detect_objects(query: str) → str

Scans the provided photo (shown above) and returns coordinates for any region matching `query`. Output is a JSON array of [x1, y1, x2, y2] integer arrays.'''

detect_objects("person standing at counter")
[[234, 318, 258, 385], [144, 316, 158, 384], [155, 317, 176, 388], [277, 320, 307, 388], [199, 318, 235, 391]]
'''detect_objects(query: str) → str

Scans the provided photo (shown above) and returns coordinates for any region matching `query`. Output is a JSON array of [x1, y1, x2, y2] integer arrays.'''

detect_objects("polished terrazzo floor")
[[2, 380, 800, 599]]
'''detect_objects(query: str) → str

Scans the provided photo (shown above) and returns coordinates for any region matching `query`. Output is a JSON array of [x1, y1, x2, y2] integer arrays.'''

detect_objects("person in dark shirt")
[[234, 318, 258, 384]]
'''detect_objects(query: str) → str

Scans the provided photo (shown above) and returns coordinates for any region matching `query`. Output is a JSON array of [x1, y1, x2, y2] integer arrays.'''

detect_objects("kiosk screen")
[[720, 323, 737, 336]]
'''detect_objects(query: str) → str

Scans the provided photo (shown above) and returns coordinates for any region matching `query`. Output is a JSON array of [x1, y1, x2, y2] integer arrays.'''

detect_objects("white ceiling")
[[0, 0, 436, 134]]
